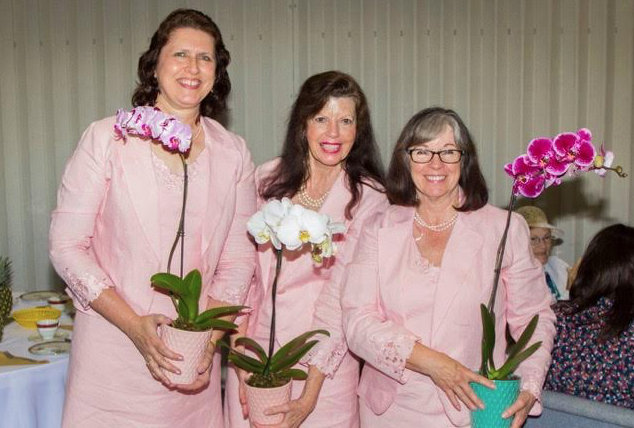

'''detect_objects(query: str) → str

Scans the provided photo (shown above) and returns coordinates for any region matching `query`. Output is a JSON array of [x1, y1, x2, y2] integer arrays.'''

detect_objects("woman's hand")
[[252, 395, 317, 428], [125, 314, 182, 386], [173, 340, 216, 392], [410, 345, 495, 411], [236, 368, 250, 418], [503, 390, 536, 427]]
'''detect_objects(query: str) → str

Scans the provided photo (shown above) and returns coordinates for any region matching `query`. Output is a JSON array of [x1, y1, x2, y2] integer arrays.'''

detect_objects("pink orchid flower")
[[593, 144, 614, 177], [113, 106, 192, 154], [552, 130, 596, 170], [505, 155, 549, 198], [526, 137, 570, 176]]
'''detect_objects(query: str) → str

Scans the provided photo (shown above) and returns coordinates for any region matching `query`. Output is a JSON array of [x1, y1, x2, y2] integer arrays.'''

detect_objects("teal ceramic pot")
[[470, 378, 520, 428]]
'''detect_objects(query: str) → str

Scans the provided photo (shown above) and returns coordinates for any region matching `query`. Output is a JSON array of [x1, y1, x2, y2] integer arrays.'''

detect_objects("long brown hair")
[[569, 223, 634, 341], [260, 71, 385, 220], [386, 107, 488, 211], [131, 9, 231, 120]]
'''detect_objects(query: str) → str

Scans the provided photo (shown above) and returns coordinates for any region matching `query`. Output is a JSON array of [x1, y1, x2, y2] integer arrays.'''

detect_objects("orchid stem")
[[165, 154, 188, 310], [487, 192, 517, 313], [263, 249, 283, 376]]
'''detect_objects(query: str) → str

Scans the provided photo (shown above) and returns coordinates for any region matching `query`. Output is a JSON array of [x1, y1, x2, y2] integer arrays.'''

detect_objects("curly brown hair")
[[131, 9, 231, 119]]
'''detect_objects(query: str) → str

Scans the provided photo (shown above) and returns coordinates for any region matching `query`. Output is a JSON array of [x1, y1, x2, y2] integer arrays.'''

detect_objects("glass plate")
[[20, 291, 59, 301], [28, 330, 70, 342], [28, 341, 71, 356]]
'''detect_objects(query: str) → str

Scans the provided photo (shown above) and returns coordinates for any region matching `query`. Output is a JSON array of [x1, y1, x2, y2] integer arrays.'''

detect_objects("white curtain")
[[1, 0, 632, 291]]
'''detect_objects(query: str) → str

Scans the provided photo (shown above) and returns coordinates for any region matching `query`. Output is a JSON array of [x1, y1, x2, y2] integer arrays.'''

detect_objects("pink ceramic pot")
[[245, 381, 292, 426], [159, 324, 212, 384]]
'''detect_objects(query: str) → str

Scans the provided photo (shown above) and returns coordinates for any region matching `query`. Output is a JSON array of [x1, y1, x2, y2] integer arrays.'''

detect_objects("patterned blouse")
[[544, 297, 634, 409]]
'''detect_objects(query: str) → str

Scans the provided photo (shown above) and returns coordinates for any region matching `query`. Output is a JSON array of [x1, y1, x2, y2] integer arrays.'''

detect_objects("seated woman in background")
[[516, 206, 570, 302], [544, 223, 634, 409]]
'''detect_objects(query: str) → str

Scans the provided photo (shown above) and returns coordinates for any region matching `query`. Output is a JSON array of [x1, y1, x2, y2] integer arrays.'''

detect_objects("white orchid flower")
[[247, 198, 345, 262], [276, 213, 304, 250], [247, 211, 271, 244]]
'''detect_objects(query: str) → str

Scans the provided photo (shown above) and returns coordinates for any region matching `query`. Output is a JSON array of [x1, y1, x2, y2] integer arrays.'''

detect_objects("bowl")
[[12, 307, 62, 329]]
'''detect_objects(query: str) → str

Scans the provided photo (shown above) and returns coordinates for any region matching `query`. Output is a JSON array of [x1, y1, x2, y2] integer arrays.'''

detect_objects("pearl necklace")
[[298, 186, 329, 210], [414, 211, 458, 232]]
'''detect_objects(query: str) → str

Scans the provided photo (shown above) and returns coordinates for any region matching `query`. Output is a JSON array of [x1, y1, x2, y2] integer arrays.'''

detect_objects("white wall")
[[1, 0, 632, 291]]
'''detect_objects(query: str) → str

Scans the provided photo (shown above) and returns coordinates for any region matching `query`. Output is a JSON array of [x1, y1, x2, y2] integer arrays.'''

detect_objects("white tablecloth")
[[0, 295, 72, 428]]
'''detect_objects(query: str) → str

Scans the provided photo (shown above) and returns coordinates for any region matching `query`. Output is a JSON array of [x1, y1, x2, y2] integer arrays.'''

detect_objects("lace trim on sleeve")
[[63, 269, 114, 310], [520, 378, 543, 403], [209, 281, 249, 306], [303, 337, 348, 378], [371, 331, 418, 383]]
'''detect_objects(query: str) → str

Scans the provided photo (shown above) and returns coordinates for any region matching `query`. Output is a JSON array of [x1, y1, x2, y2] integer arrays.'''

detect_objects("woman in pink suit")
[[49, 9, 256, 427], [224, 71, 388, 428], [342, 107, 556, 427]]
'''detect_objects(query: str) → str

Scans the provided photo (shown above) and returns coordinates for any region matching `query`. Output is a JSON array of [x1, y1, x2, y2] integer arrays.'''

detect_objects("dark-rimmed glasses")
[[406, 148, 466, 164]]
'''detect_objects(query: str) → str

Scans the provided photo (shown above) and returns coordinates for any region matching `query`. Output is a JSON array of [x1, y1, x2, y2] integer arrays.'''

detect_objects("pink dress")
[[224, 159, 388, 428], [49, 116, 256, 428]]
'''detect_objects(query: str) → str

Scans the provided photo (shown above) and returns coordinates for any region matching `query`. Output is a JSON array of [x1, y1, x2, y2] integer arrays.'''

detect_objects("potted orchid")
[[223, 197, 343, 425], [470, 129, 627, 427], [115, 107, 244, 384]]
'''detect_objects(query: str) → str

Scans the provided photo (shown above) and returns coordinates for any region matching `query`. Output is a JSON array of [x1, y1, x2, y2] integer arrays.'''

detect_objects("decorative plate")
[[28, 341, 71, 356], [20, 291, 59, 301], [28, 330, 70, 342]]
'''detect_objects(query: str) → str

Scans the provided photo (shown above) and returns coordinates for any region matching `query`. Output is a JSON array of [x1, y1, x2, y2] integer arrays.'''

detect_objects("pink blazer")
[[342, 203, 556, 426], [49, 116, 257, 316], [245, 159, 389, 375]]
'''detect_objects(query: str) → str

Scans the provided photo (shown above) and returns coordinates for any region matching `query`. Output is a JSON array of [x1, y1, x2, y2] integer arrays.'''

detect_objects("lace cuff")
[[370, 331, 419, 383], [64, 269, 114, 310], [520, 379, 543, 403], [302, 337, 348, 378]]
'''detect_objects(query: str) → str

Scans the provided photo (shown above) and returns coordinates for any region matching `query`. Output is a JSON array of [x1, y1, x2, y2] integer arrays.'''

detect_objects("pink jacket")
[[342, 203, 556, 426], [246, 159, 389, 376], [49, 116, 257, 316]]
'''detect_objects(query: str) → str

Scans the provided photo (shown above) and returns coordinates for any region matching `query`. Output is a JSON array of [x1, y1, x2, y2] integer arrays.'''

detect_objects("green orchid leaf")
[[507, 314, 539, 361], [279, 368, 308, 381], [270, 340, 319, 373], [196, 306, 246, 324], [150, 272, 189, 297], [227, 353, 266, 374], [182, 270, 202, 320], [195, 318, 237, 331], [479, 304, 496, 376], [492, 341, 542, 380], [219, 342, 266, 373], [177, 297, 190, 322], [235, 337, 268, 364], [270, 329, 329, 368]]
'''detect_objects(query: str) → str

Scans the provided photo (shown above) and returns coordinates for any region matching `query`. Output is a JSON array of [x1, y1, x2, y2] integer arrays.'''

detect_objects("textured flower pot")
[[470, 378, 520, 428], [245, 380, 292, 426], [159, 324, 212, 384]]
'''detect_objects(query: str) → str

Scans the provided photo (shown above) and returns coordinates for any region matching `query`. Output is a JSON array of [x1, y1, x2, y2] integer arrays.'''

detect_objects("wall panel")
[[0, 0, 632, 291]]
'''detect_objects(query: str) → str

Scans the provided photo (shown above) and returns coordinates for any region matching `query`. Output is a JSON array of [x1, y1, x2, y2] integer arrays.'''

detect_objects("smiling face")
[[410, 124, 462, 203], [154, 27, 216, 115], [305, 96, 357, 169], [530, 227, 553, 265]]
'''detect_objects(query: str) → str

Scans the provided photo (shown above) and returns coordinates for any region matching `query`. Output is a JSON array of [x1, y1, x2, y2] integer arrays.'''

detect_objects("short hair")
[[386, 107, 488, 211], [260, 70, 385, 220], [131, 8, 231, 119], [569, 223, 634, 340]]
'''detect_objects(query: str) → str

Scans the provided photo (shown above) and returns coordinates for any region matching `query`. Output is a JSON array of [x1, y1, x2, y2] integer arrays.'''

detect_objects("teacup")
[[47, 296, 68, 312], [36, 319, 59, 340]]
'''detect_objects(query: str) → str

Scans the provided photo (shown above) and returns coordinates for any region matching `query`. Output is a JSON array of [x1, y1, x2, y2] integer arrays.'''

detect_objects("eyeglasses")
[[406, 148, 466, 164], [530, 236, 555, 246]]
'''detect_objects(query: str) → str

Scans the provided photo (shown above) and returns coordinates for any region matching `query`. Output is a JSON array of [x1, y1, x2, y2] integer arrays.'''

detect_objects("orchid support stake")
[[165, 154, 188, 311], [263, 248, 283, 376]]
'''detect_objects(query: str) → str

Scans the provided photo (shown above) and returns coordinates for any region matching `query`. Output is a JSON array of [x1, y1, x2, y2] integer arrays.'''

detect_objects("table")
[[0, 294, 72, 428]]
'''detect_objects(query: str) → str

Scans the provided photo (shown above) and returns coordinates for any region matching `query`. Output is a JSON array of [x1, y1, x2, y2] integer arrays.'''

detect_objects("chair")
[[524, 391, 634, 428]]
